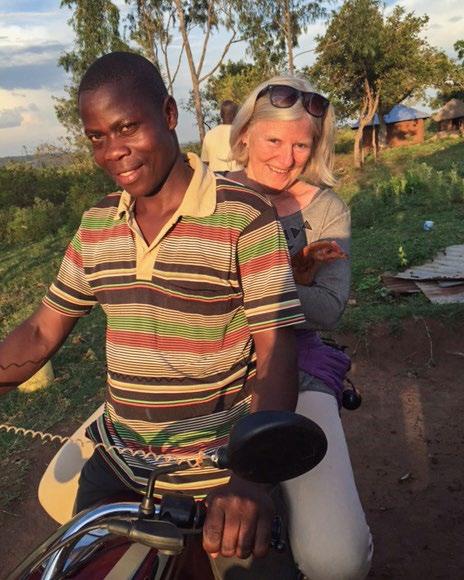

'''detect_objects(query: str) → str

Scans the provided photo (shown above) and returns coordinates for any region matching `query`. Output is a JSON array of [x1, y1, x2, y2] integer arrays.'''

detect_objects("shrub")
[[0, 161, 115, 245], [352, 162, 464, 228], [5, 198, 64, 245], [65, 172, 114, 228], [181, 141, 201, 157], [335, 127, 355, 154]]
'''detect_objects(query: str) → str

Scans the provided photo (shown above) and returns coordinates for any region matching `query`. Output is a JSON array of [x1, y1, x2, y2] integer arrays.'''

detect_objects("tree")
[[432, 40, 464, 107], [125, 0, 185, 94], [311, 0, 450, 167], [173, 0, 242, 142], [199, 60, 269, 123], [310, 0, 384, 167], [55, 0, 130, 145], [238, 0, 326, 75], [375, 6, 450, 148]]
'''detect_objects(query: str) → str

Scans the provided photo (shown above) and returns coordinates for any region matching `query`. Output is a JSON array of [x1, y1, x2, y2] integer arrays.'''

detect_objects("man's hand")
[[203, 475, 274, 560]]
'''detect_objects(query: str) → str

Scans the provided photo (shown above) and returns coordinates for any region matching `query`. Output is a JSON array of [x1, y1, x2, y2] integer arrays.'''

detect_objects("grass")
[[336, 134, 464, 202], [1, 134, 464, 508], [334, 133, 464, 333], [0, 232, 106, 508]]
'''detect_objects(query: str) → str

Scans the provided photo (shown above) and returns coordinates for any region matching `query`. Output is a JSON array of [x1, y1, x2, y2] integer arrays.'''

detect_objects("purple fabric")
[[296, 329, 351, 405]]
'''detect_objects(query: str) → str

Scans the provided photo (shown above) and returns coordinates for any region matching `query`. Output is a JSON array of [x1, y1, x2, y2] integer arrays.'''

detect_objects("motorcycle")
[[8, 410, 328, 580]]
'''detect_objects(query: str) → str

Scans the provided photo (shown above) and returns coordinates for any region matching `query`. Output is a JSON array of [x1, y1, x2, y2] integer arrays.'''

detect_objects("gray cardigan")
[[279, 188, 351, 331], [223, 172, 351, 332]]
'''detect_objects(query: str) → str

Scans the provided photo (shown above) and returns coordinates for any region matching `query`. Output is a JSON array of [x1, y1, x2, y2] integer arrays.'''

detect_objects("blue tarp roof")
[[352, 104, 430, 128]]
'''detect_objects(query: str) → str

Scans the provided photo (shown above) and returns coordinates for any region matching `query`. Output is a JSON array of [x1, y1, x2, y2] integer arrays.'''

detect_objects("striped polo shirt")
[[44, 154, 304, 497]]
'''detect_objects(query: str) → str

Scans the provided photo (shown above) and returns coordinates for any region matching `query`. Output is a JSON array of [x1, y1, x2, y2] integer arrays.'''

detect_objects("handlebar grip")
[[159, 495, 285, 550], [159, 494, 206, 530]]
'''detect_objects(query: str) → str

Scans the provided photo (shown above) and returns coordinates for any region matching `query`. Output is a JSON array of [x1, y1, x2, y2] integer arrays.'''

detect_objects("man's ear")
[[164, 96, 178, 130]]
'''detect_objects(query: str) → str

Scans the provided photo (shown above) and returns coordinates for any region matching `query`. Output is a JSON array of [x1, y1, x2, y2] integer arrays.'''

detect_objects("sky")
[[0, 0, 463, 157]]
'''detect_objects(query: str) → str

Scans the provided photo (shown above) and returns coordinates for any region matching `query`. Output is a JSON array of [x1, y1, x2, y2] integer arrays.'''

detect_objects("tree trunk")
[[284, 0, 294, 75], [173, 0, 205, 142], [372, 124, 378, 160], [353, 126, 364, 169], [378, 111, 388, 149], [352, 79, 381, 168], [192, 82, 206, 142]]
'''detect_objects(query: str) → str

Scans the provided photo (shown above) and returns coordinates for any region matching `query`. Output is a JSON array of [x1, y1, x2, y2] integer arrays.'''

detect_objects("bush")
[[5, 198, 64, 245], [352, 162, 464, 228], [181, 141, 201, 157], [0, 206, 13, 245], [0, 161, 115, 246], [65, 171, 114, 228], [335, 127, 355, 154], [0, 164, 74, 209]]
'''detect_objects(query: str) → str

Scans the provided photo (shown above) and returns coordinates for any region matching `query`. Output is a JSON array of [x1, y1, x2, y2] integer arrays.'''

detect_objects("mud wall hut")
[[352, 104, 430, 149], [432, 99, 464, 135]]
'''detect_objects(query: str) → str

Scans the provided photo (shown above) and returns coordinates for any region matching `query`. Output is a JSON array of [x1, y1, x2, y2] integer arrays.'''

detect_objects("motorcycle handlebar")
[[21, 495, 285, 579], [106, 491, 285, 554]]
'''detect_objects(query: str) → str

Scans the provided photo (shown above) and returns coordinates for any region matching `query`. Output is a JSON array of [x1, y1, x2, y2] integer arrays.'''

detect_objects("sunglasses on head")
[[257, 84, 330, 118]]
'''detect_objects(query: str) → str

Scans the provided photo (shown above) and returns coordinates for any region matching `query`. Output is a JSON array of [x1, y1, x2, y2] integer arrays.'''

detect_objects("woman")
[[227, 77, 373, 580]]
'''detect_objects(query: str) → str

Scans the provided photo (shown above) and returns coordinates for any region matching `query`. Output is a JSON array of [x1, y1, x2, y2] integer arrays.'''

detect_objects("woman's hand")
[[291, 240, 348, 285], [203, 476, 275, 559]]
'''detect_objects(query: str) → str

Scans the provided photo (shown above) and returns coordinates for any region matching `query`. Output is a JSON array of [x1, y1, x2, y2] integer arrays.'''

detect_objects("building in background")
[[352, 104, 430, 150], [432, 99, 464, 136]]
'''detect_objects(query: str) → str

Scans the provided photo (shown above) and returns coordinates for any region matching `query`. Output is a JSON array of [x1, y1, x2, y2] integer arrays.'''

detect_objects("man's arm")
[[251, 326, 298, 412], [204, 203, 303, 560], [203, 327, 299, 560], [0, 304, 78, 392]]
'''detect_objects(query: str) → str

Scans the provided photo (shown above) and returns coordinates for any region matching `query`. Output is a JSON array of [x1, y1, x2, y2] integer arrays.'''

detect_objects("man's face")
[[79, 82, 178, 197]]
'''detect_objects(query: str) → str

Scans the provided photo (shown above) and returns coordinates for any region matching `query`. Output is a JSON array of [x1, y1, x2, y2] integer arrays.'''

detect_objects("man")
[[201, 100, 241, 172], [0, 52, 304, 576]]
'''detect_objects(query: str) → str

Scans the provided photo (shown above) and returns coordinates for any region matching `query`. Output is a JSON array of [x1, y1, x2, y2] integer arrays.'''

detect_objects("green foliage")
[[0, 164, 74, 208], [351, 163, 464, 231], [310, 0, 385, 118], [377, 7, 450, 113], [55, 0, 130, 141], [201, 60, 269, 122], [431, 39, 464, 107], [311, 0, 450, 120], [6, 198, 63, 245], [0, 161, 114, 247], [455, 40, 464, 62], [342, 154, 464, 332], [125, 0, 166, 67], [335, 127, 354, 154], [181, 141, 202, 156], [237, 0, 327, 73], [397, 245, 408, 268]]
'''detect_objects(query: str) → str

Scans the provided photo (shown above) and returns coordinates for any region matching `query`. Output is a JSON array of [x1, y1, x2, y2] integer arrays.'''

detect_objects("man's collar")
[[115, 153, 216, 221]]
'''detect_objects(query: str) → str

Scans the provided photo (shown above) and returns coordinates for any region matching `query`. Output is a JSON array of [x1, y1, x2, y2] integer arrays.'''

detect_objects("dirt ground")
[[1, 318, 463, 579]]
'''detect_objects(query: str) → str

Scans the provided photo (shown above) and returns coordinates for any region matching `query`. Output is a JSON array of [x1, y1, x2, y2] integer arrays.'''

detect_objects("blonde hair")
[[230, 76, 336, 187]]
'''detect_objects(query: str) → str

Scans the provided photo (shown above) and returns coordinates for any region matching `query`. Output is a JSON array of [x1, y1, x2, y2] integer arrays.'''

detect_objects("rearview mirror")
[[219, 410, 327, 483]]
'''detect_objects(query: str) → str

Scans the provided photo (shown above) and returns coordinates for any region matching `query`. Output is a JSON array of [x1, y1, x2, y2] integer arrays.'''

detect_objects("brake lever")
[[106, 518, 184, 555]]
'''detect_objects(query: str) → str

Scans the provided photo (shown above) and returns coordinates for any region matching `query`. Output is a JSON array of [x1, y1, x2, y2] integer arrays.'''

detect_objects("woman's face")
[[242, 116, 313, 191]]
